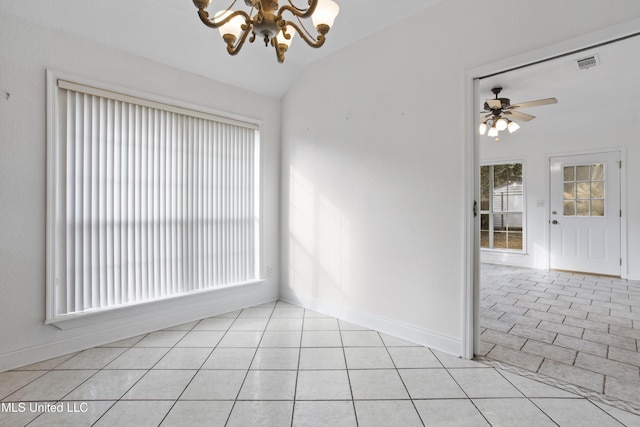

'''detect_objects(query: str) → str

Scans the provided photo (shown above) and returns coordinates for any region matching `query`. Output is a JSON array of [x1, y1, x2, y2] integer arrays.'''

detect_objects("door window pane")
[[563, 200, 575, 216], [563, 163, 605, 217], [576, 200, 590, 216], [563, 183, 575, 199], [591, 200, 605, 216], [576, 165, 590, 181], [591, 182, 604, 198], [577, 182, 590, 199], [563, 166, 574, 182], [591, 164, 604, 180]]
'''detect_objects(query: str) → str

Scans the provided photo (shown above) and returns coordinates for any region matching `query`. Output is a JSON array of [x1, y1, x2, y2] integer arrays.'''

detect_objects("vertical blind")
[[48, 79, 260, 320]]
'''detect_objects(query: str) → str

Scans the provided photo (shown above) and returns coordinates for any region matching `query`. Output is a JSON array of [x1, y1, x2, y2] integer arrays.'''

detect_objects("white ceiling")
[[478, 34, 640, 143], [3, 0, 638, 114], [0, 0, 442, 98]]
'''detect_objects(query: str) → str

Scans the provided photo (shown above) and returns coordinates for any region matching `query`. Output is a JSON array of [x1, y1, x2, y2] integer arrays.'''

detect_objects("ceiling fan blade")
[[504, 110, 536, 122], [485, 99, 502, 109], [509, 97, 558, 109]]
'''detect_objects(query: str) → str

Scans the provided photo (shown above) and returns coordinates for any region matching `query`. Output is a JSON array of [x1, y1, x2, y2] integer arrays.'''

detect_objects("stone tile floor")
[[2, 300, 640, 425], [480, 263, 640, 409]]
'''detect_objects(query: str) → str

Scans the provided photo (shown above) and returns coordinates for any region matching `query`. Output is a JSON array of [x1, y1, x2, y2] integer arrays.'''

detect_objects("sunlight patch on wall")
[[318, 195, 351, 299], [288, 167, 351, 303]]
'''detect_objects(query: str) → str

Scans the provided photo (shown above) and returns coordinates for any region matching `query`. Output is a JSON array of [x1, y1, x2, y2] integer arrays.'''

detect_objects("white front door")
[[549, 152, 621, 276]]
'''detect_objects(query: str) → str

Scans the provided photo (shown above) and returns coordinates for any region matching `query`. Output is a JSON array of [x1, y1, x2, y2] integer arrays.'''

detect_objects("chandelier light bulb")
[[508, 121, 520, 133], [495, 117, 508, 131], [214, 10, 245, 41], [276, 25, 295, 49], [488, 127, 499, 138], [479, 123, 487, 135], [312, 0, 340, 31]]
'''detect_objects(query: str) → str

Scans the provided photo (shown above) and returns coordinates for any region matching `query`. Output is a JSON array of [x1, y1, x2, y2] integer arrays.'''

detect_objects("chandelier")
[[193, 0, 340, 63]]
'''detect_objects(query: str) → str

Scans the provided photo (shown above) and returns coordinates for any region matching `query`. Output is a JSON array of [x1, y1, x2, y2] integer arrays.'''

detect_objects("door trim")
[[545, 148, 627, 278], [463, 19, 640, 358]]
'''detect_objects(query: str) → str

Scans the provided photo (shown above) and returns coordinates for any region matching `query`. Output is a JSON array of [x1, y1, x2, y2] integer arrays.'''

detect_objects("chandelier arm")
[[284, 20, 325, 48], [285, 0, 308, 12], [226, 27, 253, 55], [272, 39, 286, 63], [277, 0, 318, 20], [294, 15, 316, 40], [196, 8, 251, 29]]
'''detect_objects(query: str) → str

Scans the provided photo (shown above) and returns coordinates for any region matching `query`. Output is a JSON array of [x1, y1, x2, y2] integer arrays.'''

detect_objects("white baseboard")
[[279, 289, 462, 357], [0, 283, 277, 373]]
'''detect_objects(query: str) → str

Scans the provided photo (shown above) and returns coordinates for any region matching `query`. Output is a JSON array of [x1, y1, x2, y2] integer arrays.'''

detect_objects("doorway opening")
[[468, 29, 640, 407]]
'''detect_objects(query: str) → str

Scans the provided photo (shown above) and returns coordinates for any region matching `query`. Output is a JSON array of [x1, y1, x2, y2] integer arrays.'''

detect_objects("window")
[[563, 163, 605, 216], [46, 74, 261, 322], [480, 162, 524, 251]]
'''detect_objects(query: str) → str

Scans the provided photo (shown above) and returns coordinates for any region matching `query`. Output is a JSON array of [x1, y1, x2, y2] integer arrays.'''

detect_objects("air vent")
[[576, 54, 599, 70]]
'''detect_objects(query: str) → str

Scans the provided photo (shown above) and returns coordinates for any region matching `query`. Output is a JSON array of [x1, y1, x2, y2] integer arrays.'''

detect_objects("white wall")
[[0, 13, 281, 371], [280, 0, 640, 355]]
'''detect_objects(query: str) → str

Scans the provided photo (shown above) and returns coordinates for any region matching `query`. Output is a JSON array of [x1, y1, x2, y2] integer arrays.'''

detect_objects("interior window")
[[480, 162, 524, 251]]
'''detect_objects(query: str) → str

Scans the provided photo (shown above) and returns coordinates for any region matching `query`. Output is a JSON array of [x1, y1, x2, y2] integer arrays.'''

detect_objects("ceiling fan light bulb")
[[478, 123, 487, 135], [495, 117, 508, 131], [488, 127, 499, 138], [508, 121, 520, 133]]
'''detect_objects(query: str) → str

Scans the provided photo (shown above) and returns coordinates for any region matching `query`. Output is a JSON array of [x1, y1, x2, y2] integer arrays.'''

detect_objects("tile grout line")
[[378, 331, 425, 427], [337, 316, 359, 427], [157, 309, 240, 426], [434, 353, 493, 426], [223, 302, 277, 427], [494, 368, 561, 427], [97, 312, 228, 425], [289, 305, 306, 427]]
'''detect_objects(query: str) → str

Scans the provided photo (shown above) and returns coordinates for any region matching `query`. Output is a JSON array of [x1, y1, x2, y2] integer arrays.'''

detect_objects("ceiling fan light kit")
[[479, 87, 557, 140], [193, 0, 340, 63]]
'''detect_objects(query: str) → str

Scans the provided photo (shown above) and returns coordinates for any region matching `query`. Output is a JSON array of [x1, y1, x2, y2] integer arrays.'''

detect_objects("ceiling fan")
[[479, 87, 558, 138]]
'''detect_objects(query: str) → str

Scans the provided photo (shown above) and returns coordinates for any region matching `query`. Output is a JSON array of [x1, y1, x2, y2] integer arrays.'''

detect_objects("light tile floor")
[[480, 263, 640, 410], [1, 300, 639, 426]]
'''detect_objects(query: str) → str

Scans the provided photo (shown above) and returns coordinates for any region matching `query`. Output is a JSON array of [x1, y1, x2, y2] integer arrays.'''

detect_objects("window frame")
[[45, 69, 265, 328], [480, 160, 527, 253]]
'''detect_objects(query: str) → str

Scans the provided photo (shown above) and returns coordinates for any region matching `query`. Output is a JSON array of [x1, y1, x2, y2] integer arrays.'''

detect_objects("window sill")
[[481, 248, 528, 255], [46, 279, 265, 330]]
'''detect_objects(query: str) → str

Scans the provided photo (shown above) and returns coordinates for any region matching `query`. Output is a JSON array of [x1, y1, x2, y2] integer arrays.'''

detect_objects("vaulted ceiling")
[[2, 0, 638, 119], [0, 0, 442, 98]]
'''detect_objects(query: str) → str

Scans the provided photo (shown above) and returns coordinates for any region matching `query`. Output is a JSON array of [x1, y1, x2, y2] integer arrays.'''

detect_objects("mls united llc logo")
[[1, 402, 89, 413]]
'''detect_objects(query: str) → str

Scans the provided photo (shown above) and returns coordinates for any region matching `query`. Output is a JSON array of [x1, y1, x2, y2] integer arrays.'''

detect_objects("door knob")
[[552, 220, 558, 225]]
